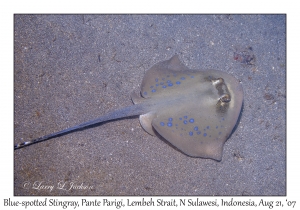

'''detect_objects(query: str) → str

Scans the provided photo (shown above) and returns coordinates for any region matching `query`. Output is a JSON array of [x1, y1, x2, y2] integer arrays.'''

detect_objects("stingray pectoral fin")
[[130, 91, 145, 104], [149, 55, 189, 73], [152, 120, 225, 160], [150, 107, 232, 161], [140, 55, 191, 98], [165, 55, 190, 71], [139, 112, 156, 136], [152, 123, 224, 160]]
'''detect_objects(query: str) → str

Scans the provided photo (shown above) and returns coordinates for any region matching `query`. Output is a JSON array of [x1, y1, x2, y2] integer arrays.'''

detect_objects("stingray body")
[[15, 55, 243, 161]]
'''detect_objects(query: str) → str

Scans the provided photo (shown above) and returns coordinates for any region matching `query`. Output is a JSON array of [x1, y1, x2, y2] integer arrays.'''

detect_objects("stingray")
[[15, 55, 243, 161]]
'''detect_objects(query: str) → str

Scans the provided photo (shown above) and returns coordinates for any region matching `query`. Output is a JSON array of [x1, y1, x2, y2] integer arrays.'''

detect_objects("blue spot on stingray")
[[152, 89, 156, 93], [189, 118, 194, 123], [184, 116, 188, 119], [168, 83, 173, 86], [197, 131, 201, 135], [156, 84, 159, 86], [167, 80, 171, 83], [167, 122, 172, 127], [183, 120, 188, 124], [203, 133, 207, 137], [191, 75, 194, 78], [179, 117, 182, 120], [160, 122, 165, 126], [222, 117, 225, 121], [155, 78, 158, 82], [162, 85, 167, 88], [189, 131, 193, 136], [143, 91, 147, 95], [207, 126, 210, 129], [181, 77, 185, 80], [160, 82, 164, 85], [194, 126, 198, 131], [169, 118, 173, 121], [216, 126, 218, 129], [176, 81, 181, 85]]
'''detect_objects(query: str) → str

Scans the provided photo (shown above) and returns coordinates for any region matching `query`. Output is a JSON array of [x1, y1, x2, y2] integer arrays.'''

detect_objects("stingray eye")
[[220, 94, 231, 103], [212, 78, 224, 85]]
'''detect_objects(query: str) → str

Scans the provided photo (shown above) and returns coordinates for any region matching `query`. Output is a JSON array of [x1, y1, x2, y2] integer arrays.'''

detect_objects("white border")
[[1, 1, 298, 209]]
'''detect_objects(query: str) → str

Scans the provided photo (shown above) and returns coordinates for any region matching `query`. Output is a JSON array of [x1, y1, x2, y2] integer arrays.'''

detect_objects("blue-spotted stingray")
[[15, 55, 243, 161]]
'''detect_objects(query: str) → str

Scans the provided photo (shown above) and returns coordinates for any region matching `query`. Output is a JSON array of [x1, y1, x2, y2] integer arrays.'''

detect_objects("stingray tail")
[[14, 103, 147, 150]]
